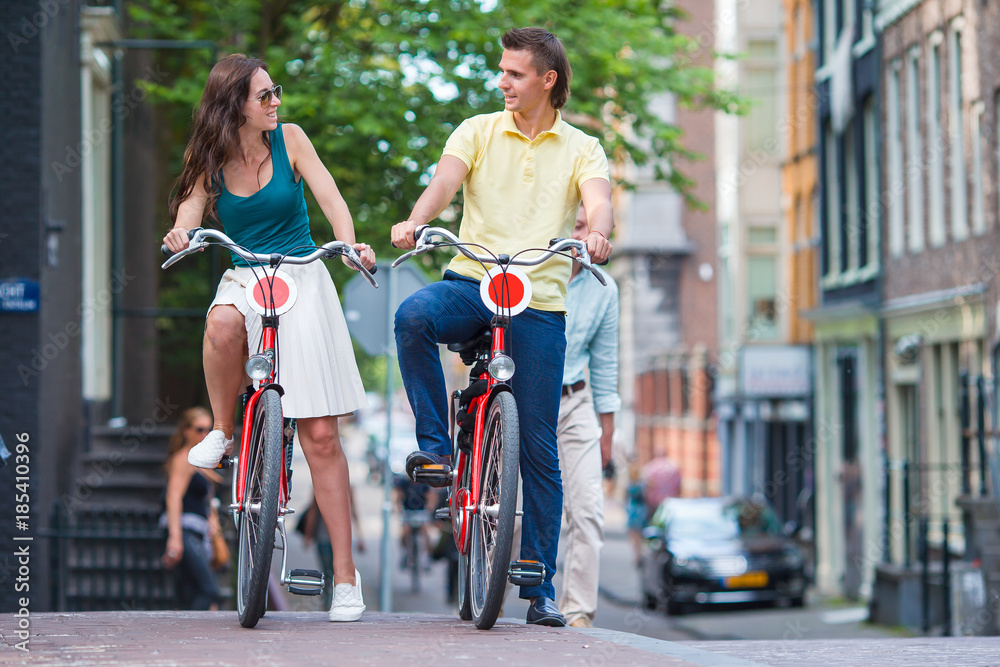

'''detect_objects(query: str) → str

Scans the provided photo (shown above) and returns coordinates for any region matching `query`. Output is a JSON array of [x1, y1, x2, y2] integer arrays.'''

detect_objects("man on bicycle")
[[391, 26, 613, 627]]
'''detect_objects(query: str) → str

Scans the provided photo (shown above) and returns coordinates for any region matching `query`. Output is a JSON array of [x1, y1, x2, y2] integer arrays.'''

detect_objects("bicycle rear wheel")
[[469, 391, 519, 629], [236, 388, 283, 628]]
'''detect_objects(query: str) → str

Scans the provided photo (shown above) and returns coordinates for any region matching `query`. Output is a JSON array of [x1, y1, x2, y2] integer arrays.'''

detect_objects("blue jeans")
[[395, 271, 566, 600]]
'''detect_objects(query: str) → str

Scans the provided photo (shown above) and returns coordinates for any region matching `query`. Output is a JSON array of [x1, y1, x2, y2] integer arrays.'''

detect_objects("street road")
[[272, 422, 902, 645]]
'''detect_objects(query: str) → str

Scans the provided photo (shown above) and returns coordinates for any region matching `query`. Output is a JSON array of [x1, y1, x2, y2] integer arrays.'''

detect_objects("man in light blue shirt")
[[557, 205, 621, 627]]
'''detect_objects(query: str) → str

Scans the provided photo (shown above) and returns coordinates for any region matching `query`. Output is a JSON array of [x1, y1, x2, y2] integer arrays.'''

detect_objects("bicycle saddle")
[[447, 327, 492, 354]]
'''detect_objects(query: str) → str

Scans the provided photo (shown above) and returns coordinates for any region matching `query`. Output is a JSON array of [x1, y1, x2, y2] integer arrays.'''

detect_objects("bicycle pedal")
[[413, 464, 453, 488], [508, 560, 546, 587], [434, 506, 452, 520], [286, 568, 324, 596], [217, 455, 232, 470]]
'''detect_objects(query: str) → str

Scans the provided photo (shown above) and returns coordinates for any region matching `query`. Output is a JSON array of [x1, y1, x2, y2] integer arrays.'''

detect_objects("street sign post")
[[343, 261, 428, 612], [343, 263, 427, 356]]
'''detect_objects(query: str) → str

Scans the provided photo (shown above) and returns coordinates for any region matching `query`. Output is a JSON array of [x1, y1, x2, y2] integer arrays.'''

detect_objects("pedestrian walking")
[[161, 407, 223, 610], [556, 205, 621, 628]]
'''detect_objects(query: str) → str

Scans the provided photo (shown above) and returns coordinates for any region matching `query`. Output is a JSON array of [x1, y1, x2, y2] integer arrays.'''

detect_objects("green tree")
[[134, 0, 742, 389]]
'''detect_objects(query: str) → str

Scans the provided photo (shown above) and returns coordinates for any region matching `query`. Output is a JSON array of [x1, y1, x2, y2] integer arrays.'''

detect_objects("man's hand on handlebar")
[[162, 226, 198, 255], [390, 220, 423, 250], [346, 243, 376, 271], [585, 230, 612, 265]]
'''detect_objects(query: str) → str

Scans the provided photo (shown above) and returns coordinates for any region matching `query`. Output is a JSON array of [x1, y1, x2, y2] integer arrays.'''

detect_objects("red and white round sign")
[[245, 268, 298, 316], [479, 266, 532, 316]]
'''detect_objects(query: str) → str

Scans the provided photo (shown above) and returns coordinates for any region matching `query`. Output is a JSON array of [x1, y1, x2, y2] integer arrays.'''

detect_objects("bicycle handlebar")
[[390, 226, 607, 286], [161, 227, 379, 288]]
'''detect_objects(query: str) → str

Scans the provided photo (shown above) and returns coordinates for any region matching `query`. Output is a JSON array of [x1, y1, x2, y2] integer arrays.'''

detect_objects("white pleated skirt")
[[208, 261, 368, 419]]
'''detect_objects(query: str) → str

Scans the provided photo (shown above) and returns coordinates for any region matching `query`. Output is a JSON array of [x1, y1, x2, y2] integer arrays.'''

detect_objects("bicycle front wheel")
[[236, 388, 283, 628], [469, 391, 519, 630]]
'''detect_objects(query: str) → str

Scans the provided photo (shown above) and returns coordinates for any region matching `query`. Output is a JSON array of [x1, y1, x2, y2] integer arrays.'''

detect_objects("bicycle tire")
[[469, 391, 519, 629], [236, 388, 283, 628], [455, 453, 473, 620]]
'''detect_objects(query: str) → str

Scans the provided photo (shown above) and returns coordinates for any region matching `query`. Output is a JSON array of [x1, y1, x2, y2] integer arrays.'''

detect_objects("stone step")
[[88, 425, 174, 456]]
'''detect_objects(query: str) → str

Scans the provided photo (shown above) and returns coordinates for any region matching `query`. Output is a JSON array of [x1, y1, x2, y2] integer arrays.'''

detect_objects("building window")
[[949, 24, 968, 242], [745, 65, 777, 153], [972, 100, 986, 235], [907, 49, 925, 253], [823, 0, 836, 65], [824, 123, 842, 278], [845, 118, 860, 272], [887, 62, 905, 257], [862, 97, 879, 271], [793, 6, 805, 61], [995, 89, 1000, 230], [747, 255, 779, 341], [928, 34, 946, 247]]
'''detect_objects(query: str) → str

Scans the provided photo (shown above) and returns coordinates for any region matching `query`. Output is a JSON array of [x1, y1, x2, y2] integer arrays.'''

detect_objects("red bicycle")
[[162, 227, 377, 627], [392, 226, 606, 629]]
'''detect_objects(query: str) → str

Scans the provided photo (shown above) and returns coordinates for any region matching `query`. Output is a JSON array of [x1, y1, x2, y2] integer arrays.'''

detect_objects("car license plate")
[[725, 571, 768, 588]]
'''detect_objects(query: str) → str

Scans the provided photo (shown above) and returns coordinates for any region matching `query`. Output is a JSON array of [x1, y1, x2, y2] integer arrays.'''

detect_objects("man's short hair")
[[501, 27, 572, 110]]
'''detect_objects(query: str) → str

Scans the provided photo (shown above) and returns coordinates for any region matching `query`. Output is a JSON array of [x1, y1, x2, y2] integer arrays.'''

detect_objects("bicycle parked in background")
[[162, 227, 378, 628], [392, 226, 606, 629]]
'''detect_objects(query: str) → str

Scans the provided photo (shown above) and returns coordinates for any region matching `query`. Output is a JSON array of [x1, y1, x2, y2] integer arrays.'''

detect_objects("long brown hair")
[[163, 406, 213, 474], [168, 54, 272, 224]]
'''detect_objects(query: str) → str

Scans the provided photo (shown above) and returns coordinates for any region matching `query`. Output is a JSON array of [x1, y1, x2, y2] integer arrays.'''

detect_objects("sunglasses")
[[251, 84, 282, 108]]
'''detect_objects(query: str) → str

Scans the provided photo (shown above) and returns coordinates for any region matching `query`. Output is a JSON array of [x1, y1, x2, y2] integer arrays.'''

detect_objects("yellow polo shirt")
[[442, 110, 610, 311]]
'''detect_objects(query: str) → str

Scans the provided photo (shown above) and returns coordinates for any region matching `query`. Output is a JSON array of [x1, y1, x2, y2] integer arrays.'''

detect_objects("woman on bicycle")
[[162, 54, 374, 622]]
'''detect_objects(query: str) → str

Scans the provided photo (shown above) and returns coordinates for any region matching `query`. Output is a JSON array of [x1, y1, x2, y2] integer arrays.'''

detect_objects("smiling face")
[[498, 49, 555, 115], [244, 67, 280, 131]]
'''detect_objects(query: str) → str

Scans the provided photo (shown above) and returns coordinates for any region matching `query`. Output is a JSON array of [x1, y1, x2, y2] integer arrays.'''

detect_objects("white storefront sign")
[[739, 345, 812, 398]]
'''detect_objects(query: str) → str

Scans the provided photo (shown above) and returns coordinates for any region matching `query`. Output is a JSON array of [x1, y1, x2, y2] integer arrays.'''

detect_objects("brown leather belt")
[[562, 380, 586, 397]]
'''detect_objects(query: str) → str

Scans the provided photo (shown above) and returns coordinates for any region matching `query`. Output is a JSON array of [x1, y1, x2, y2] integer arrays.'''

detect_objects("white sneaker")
[[187, 430, 233, 469], [328, 569, 365, 622]]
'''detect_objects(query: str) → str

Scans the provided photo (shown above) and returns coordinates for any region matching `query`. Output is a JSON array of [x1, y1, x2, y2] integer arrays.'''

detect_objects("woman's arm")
[[163, 175, 210, 253], [284, 124, 375, 269], [162, 454, 196, 567]]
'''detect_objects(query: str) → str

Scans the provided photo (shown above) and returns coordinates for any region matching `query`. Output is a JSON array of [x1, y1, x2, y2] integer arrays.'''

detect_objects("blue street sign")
[[0, 278, 39, 313]]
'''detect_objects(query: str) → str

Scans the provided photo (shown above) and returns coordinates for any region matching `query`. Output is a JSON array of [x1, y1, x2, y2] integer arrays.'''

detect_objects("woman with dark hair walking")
[[162, 407, 222, 610], [162, 54, 375, 622]]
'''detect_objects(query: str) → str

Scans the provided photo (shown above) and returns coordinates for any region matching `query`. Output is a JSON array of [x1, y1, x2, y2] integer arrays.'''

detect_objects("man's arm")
[[589, 284, 621, 466], [580, 178, 614, 264], [390, 155, 470, 249], [598, 412, 615, 467]]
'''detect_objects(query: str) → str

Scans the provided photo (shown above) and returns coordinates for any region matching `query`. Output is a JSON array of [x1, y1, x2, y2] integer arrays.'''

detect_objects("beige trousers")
[[556, 387, 605, 625]]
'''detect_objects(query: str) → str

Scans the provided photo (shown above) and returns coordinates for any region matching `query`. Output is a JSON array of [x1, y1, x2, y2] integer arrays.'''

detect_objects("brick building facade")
[[623, 0, 721, 497]]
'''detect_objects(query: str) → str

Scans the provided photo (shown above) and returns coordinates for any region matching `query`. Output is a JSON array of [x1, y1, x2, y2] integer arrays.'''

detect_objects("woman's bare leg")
[[297, 416, 357, 585], [203, 305, 247, 437]]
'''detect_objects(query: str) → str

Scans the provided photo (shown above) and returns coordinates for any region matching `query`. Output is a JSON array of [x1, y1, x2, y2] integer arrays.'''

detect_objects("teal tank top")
[[216, 124, 315, 267]]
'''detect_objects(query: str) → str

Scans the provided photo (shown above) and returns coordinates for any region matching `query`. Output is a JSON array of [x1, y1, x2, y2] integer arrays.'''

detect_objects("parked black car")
[[640, 496, 807, 614]]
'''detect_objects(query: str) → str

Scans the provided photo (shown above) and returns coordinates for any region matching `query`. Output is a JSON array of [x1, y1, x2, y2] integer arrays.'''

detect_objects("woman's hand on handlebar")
[[390, 220, 422, 250], [162, 226, 196, 255], [344, 243, 376, 271]]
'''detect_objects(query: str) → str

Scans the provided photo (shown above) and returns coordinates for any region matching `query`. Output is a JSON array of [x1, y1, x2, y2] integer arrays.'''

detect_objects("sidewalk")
[[3, 610, 1000, 666], [1, 611, 709, 667]]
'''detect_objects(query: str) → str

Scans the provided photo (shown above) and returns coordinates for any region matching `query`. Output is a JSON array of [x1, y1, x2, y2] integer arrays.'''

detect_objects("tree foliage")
[[132, 0, 742, 253], [135, 0, 743, 393]]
